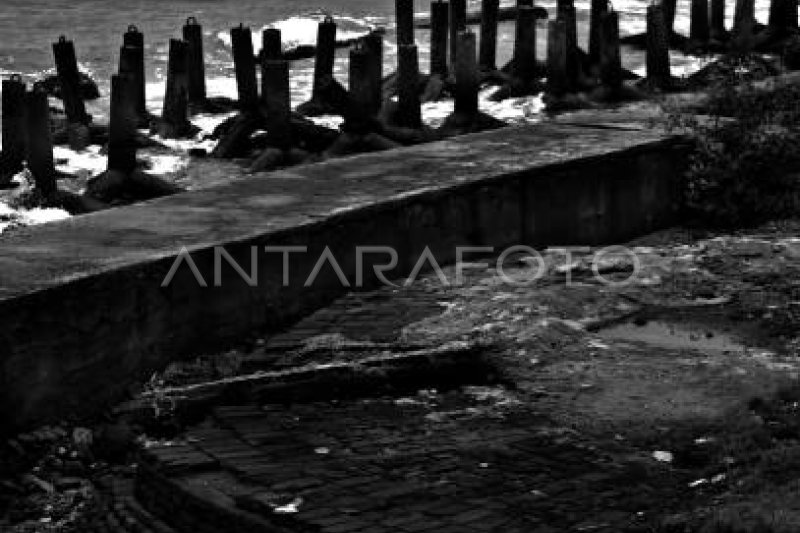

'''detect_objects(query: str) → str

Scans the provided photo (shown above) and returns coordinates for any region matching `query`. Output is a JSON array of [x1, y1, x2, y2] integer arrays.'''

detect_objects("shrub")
[[665, 58, 800, 227]]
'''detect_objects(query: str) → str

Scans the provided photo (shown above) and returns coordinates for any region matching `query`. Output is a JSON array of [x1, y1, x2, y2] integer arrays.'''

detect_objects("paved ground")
[[4, 220, 800, 532], [130, 220, 800, 532]]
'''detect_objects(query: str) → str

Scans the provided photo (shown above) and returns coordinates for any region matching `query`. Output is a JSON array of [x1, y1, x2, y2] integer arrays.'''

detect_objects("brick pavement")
[[137, 387, 683, 532]]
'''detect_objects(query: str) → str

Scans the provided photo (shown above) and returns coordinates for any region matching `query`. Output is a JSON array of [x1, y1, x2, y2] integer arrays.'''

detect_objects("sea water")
[[0, 0, 774, 231]]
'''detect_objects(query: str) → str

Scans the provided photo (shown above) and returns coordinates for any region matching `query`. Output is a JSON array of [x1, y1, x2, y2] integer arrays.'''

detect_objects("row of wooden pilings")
[[1, 0, 796, 198]]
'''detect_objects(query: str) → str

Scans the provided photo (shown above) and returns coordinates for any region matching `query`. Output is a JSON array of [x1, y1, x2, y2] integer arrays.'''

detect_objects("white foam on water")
[[422, 88, 545, 128], [23, 207, 71, 224], [0, 205, 71, 234], [141, 153, 189, 175], [192, 111, 238, 135], [54, 145, 107, 177], [630, 51, 717, 79], [0, 171, 71, 234], [216, 14, 373, 54]]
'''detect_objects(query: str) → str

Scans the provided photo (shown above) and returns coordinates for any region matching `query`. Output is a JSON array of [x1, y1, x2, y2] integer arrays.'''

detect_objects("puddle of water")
[[599, 320, 748, 354]]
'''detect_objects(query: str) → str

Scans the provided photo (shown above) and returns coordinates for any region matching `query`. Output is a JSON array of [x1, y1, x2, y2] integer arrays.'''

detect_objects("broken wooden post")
[[710, 0, 727, 40], [598, 10, 622, 90], [450, 0, 467, 72], [262, 28, 282, 60], [547, 19, 570, 96], [183, 17, 207, 106], [161, 39, 191, 136], [646, 4, 672, 89], [479, 0, 500, 71], [107, 74, 138, 174], [52, 35, 89, 125], [454, 31, 479, 116], [690, 0, 710, 44], [589, 0, 609, 64], [397, 44, 423, 128], [513, 5, 538, 82], [25, 86, 56, 199], [231, 24, 259, 111], [1, 75, 27, 183], [430, 0, 450, 77], [364, 31, 384, 114], [396, 0, 415, 46], [262, 60, 292, 149], [122, 25, 146, 119]]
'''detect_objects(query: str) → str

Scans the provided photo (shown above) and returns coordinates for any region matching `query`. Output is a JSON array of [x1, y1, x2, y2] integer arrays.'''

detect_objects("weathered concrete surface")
[[0, 123, 689, 430]]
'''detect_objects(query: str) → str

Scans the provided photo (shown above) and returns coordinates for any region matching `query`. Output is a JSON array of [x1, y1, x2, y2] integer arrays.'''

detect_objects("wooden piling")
[[663, 0, 678, 34], [183, 17, 207, 105], [311, 17, 337, 100], [690, 0, 710, 43], [349, 45, 377, 120], [454, 31, 479, 116], [430, 0, 450, 77], [52, 36, 89, 125], [231, 24, 259, 110], [547, 19, 570, 96], [598, 11, 622, 90], [25, 86, 56, 199], [107, 74, 138, 174], [118, 45, 147, 124], [479, 0, 500, 71], [162, 39, 190, 134], [122, 26, 146, 118], [262, 60, 292, 149], [363, 31, 384, 115], [1, 75, 27, 182], [262, 28, 282, 60], [396, 0, 415, 46], [769, 0, 798, 32], [397, 44, 423, 128], [450, 0, 467, 72], [558, 0, 579, 90], [734, 0, 756, 34], [710, 0, 727, 39], [646, 4, 671, 89], [513, 5, 538, 82], [123, 24, 143, 48], [589, 0, 609, 64]]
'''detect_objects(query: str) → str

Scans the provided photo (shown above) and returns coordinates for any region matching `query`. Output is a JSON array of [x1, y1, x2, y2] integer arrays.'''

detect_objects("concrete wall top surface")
[[0, 123, 673, 302]]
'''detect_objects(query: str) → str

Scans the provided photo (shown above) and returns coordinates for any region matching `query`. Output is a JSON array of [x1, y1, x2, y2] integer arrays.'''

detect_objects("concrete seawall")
[[0, 123, 690, 430]]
